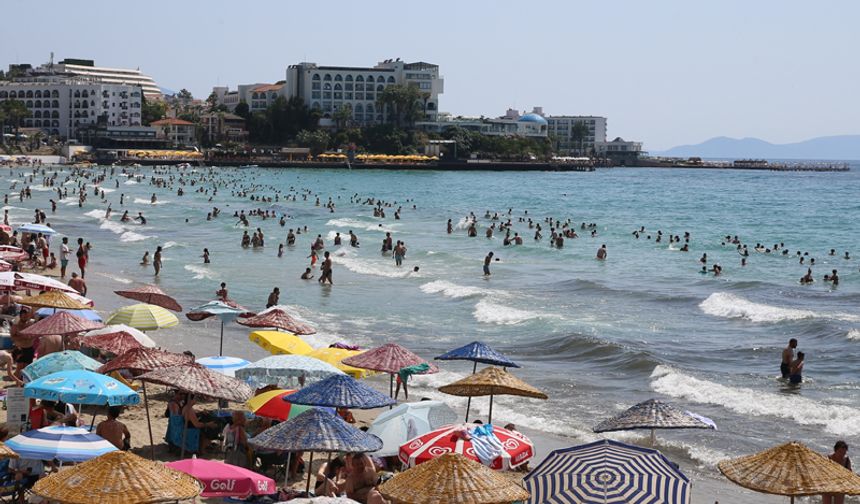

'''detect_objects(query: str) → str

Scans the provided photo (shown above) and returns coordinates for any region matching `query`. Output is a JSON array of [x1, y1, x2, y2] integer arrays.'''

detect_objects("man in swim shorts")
[[781, 338, 797, 379]]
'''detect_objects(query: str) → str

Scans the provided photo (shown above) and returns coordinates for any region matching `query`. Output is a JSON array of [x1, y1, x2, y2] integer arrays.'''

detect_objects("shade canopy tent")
[[438, 366, 547, 424], [400, 423, 535, 471], [24, 369, 140, 406], [5, 426, 117, 463], [187, 300, 251, 356], [235, 354, 345, 388], [33, 450, 202, 504], [718, 441, 860, 503], [593, 398, 716, 445], [166, 458, 275, 498], [368, 400, 459, 457], [378, 453, 530, 504], [285, 373, 396, 409], [23, 350, 102, 382], [236, 306, 317, 335], [105, 303, 179, 331], [249, 330, 314, 356], [525, 439, 692, 504], [82, 324, 156, 348], [114, 284, 182, 312]]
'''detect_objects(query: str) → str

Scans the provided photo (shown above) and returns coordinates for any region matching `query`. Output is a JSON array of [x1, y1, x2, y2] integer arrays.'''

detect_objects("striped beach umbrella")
[[5, 426, 117, 463], [523, 439, 692, 504], [105, 303, 179, 331], [197, 356, 250, 377]]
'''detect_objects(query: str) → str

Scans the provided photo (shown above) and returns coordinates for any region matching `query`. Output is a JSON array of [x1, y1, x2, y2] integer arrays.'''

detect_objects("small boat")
[[238, 164, 259, 169]]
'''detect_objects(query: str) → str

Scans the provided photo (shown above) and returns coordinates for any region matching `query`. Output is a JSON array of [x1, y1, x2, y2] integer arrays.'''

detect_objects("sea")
[[5, 164, 860, 488]]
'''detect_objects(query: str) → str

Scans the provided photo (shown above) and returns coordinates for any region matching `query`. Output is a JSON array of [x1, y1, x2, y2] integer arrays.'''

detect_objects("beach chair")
[[165, 414, 200, 454], [0, 461, 15, 503]]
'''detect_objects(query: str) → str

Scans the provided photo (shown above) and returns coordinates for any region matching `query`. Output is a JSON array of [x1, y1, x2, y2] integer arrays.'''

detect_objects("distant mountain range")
[[655, 135, 860, 160]]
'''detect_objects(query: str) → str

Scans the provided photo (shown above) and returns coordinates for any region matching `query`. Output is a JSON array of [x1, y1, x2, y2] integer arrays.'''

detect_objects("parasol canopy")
[[19, 310, 104, 337], [186, 300, 252, 321], [196, 355, 250, 377], [524, 439, 691, 504], [73, 330, 144, 356], [593, 398, 716, 444], [166, 458, 275, 498], [138, 363, 253, 403], [0, 442, 18, 460], [5, 426, 117, 463], [248, 408, 382, 453], [83, 324, 156, 348], [368, 400, 459, 457], [105, 303, 179, 331], [17, 223, 57, 235], [306, 347, 371, 378], [18, 290, 91, 310], [249, 330, 314, 355], [245, 388, 319, 421], [0, 272, 78, 293], [114, 285, 182, 312], [24, 369, 140, 406], [236, 306, 316, 334], [435, 341, 520, 368], [32, 450, 201, 504], [235, 354, 345, 389], [342, 342, 438, 375], [35, 307, 102, 321], [23, 350, 102, 382], [718, 441, 860, 500], [285, 373, 396, 409], [438, 366, 547, 423], [378, 453, 531, 504], [97, 347, 194, 375], [400, 423, 534, 470]]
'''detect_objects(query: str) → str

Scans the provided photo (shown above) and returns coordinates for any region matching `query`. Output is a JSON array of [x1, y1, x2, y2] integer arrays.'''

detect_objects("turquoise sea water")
[[6, 165, 860, 477]]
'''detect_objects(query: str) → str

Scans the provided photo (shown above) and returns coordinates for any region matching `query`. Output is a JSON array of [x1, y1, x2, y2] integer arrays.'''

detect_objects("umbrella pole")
[[649, 428, 655, 447], [90, 410, 97, 430], [180, 393, 193, 459], [219, 320, 224, 357], [465, 361, 477, 422], [305, 452, 314, 495], [284, 452, 291, 488], [142, 381, 155, 459], [389, 373, 394, 409], [488, 394, 494, 424]]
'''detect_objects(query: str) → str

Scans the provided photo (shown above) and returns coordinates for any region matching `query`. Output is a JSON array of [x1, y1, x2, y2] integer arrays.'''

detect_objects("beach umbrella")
[[524, 439, 692, 504], [19, 310, 104, 339], [18, 290, 90, 310], [342, 342, 438, 398], [249, 408, 383, 493], [23, 350, 101, 381], [5, 425, 117, 463], [196, 355, 250, 377], [235, 354, 345, 389], [288, 499, 359, 504], [285, 373, 396, 409], [187, 300, 250, 356], [35, 307, 103, 321], [114, 284, 182, 311], [593, 398, 716, 445], [83, 324, 156, 348], [368, 400, 459, 457], [245, 388, 317, 421], [379, 453, 530, 504], [66, 291, 95, 306], [16, 223, 57, 235], [0, 250, 29, 263], [72, 330, 144, 356], [105, 303, 179, 331], [0, 442, 18, 460], [438, 366, 547, 424], [718, 441, 860, 503], [32, 450, 201, 504], [400, 423, 534, 470], [166, 458, 275, 498], [306, 347, 371, 378], [435, 341, 520, 421], [0, 259, 12, 272], [236, 306, 317, 335], [24, 369, 140, 406], [249, 330, 314, 356], [0, 271, 78, 292]]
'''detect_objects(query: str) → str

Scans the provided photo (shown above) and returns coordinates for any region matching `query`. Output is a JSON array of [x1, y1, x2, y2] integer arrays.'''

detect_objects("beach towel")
[[397, 363, 430, 383], [469, 423, 503, 466]]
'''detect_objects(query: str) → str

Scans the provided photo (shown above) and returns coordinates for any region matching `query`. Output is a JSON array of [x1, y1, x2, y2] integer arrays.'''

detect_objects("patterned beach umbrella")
[[0, 272, 78, 293], [249, 330, 314, 356], [400, 423, 535, 470], [138, 363, 253, 403], [435, 341, 520, 368], [235, 355, 345, 389], [114, 284, 182, 312], [19, 310, 104, 337], [24, 370, 140, 406], [368, 400, 459, 457], [166, 458, 275, 498], [17, 223, 57, 235], [73, 330, 144, 356], [438, 366, 547, 424], [342, 343, 438, 374], [105, 303, 179, 331], [5, 426, 117, 463], [35, 308, 103, 321], [593, 398, 716, 445], [186, 300, 252, 356], [0, 259, 12, 272], [245, 388, 318, 421], [285, 373, 396, 409], [236, 306, 316, 335], [306, 347, 371, 378], [197, 355, 250, 377], [83, 324, 156, 348], [23, 350, 102, 382], [18, 291, 91, 310], [33, 450, 201, 504], [0, 442, 18, 460], [718, 441, 860, 503], [379, 453, 530, 504], [98, 347, 194, 375], [523, 439, 692, 504]]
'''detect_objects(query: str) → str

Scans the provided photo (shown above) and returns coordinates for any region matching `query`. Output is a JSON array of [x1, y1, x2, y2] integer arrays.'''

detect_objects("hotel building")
[[546, 115, 608, 156], [17, 58, 162, 98]]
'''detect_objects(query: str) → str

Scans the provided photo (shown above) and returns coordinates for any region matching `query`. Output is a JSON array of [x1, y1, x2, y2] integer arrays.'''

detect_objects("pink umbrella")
[[0, 260, 12, 272], [236, 306, 316, 335], [166, 458, 275, 498], [19, 311, 104, 337], [72, 330, 144, 356], [114, 285, 182, 312], [342, 343, 438, 399]]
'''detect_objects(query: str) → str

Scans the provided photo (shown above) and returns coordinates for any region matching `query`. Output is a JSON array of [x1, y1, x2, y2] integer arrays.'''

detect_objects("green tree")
[[234, 101, 250, 121], [0, 100, 30, 146], [205, 92, 227, 113], [570, 121, 590, 156], [332, 104, 353, 131], [377, 84, 423, 129], [141, 95, 166, 125], [296, 129, 330, 155]]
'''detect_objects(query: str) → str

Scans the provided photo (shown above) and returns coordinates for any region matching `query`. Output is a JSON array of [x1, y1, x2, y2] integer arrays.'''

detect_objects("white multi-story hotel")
[[0, 77, 143, 139], [211, 83, 286, 113], [285, 59, 443, 124], [546, 115, 608, 156], [23, 58, 162, 98]]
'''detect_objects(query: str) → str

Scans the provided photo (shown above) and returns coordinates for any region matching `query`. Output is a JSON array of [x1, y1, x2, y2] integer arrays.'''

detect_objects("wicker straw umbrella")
[[18, 291, 90, 310], [718, 441, 860, 503], [437, 366, 547, 424], [378, 453, 529, 504], [236, 306, 316, 335], [342, 343, 438, 401], [32, 450, 201, 504], [114, 284, 182, 312], [0, 442, 18, 460], [593, 398, 716, 446]]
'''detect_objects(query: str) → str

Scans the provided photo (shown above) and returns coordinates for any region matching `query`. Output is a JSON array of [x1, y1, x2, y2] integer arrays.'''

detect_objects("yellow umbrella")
[[249, 330, 313, 355], [105, 304, 179, 331], [18, 291, 90, 310], [306, 347, 372, 379]]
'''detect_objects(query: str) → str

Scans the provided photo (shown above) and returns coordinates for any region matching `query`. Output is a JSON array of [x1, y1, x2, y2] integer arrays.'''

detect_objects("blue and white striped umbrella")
[[196, 356, 250, 377], [5, 426, 117, 462], [524, 439, 691, 504], [17, 223, 58, 236]]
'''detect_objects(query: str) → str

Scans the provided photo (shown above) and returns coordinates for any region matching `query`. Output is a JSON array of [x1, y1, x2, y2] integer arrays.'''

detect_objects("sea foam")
[[420, 280, 497, 299], [700, 292, 859, 323], [184, 264, 217, 280], [472, 299, 548, 325], [325, 218, 397, 233]]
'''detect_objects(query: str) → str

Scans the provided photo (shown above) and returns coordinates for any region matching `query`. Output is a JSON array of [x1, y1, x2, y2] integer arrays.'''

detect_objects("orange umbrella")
[[114, 285, 182, 312]]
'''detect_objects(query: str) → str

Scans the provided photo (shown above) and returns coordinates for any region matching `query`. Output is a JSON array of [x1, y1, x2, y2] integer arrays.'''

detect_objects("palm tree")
[[0, 100, 30, 146], [332, 104, 352, 131], [570, 121, 590, 156]]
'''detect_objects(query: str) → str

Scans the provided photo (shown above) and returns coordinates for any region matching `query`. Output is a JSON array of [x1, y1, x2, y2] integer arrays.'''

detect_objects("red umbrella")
[[114, 285, 182, 312], [97, 347, 194, 375], [342, 343, 438, 374], [399, 424, 535, 470], [19, 311, 104, 337], [236, 307, 316, 335], [72, 331, 144, 356]]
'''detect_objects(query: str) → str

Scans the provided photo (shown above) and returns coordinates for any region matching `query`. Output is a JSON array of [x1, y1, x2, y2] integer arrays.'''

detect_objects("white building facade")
[[285, 59, 443, 124], [546, 115, 607, 156], [211, 83, 286, 113], [23, 59, 162, 98], [0, 77, 143, 139]]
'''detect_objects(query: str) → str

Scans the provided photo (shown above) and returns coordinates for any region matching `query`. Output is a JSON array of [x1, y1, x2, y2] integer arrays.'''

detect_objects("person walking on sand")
[[823, 441, 852, 504], [153, 246, 163, 276], [483, 252, 494, 276], [781, 338, 797, 379], [75, 237, 87, 278], [319, 251, 333, 285]]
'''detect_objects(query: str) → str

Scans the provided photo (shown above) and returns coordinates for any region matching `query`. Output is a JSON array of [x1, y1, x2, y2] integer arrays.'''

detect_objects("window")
[[34, 91, 42, 98], [26, 90, 33, 98], [344, 83, 353, 91], [365, 75, 373, 82], [345, 92, 353, 100], [387, 76, 395, 83], [34, 111, 42, 118], [312, 82, 321, 90], [377, 76, 385, 83], [311, 91, 321, 99], [323, 92, 331, 99], [334, 92, 342, 99], [355, 92, 364, 100], [334, 83, 342, 91], [334, 74, 342, 81], [9, 91, 16, 98], [52, 90, 59, 98], [365, 93, 374, 101], [419, 82, 431, 90], [345, 75, 353, 82], [323, 83, 331, 91], [323, 74, 332, 81], [354, 104, 363, 113], [376, 84, 384, 92], [26, 100, 33, 107], [356, 75, 364, 82], [311, 102, 321, 109], [312, 74, 320, 81]]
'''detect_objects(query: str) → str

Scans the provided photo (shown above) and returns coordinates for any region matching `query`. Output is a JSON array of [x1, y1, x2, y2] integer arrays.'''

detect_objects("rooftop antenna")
[[49, 51, 54, 69]]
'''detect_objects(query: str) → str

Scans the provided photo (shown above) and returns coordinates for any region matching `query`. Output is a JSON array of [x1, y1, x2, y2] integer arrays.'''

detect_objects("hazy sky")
[[2, 0, 858, 150]]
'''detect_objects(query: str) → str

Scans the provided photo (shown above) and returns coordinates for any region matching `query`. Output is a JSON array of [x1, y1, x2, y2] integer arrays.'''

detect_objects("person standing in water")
[[596, 244, 607, 260], [153, 246, 163, 276], [781, 338, 797, 379], [789, 352, 804, 384], [823, 441, 852, 504], [319, 251, 333, 285], [483, 252, 494, 276]]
